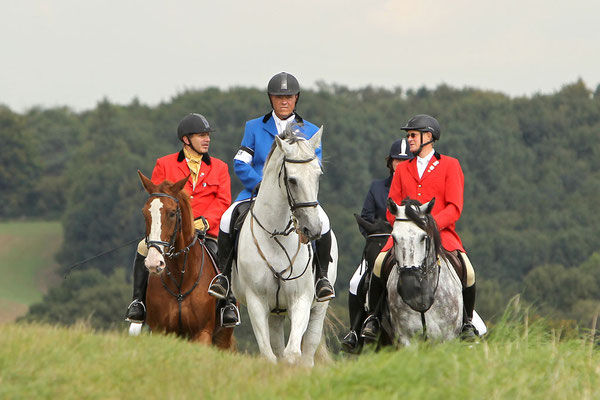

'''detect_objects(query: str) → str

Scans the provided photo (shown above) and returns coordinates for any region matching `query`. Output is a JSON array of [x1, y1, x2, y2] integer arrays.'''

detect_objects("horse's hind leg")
[[300, 302, 328, 367], [246, 292, 277, 363], [269, 314, 286, 359]]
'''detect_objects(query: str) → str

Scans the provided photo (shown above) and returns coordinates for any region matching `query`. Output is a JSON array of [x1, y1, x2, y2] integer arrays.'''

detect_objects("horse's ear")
[[275, 135, 294, 156], [138, 170, 157, 194], [421, 198, 435, 215], [387, 198, 399, 216], [171, 174, 189, 195], [308, 126, 323, 151]]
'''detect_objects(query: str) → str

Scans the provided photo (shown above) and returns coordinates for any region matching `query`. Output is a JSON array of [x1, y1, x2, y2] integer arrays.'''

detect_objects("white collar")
[[272, 111, 295, 134], [417, 149, 435, 165]]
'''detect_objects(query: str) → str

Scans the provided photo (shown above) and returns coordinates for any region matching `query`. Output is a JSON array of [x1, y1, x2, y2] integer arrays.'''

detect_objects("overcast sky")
[[2, 1, 599, 112]]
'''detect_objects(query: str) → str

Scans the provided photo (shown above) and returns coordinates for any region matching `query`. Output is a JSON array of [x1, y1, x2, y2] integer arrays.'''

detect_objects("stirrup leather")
[[220, 303, 241, 328], [208, 274, 229, 300]]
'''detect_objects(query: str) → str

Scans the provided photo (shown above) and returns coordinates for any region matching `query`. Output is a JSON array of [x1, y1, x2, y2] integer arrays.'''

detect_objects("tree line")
[[4, 79, 599, 332]]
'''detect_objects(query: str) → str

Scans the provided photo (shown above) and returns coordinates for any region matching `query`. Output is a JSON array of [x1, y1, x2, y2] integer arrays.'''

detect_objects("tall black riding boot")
[[125, 252, 148, 322], [208, 229, 235, 299], [341, 292, 364, 352], [361, 273, 385, 340], [461, 284, 477, 338], [208, 229, 240, 327], [314, 231, 335, 302]]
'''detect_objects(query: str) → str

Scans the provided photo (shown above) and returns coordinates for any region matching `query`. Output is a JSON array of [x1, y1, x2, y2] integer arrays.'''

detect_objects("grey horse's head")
[[274, 126, 324, 242], [387, 197, 440, 270]]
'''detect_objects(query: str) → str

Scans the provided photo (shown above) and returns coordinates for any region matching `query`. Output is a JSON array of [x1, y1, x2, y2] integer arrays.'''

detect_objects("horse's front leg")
[[300, 302, 328, 367], [191, 328, 213, 345], [283, 293, 312, 364], [269, 314, 286, 359], [246, 291, 277, 363]]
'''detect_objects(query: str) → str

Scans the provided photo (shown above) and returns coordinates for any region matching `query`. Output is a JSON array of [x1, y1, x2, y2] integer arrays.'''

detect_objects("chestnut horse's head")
[[138, 171, 191, 274]]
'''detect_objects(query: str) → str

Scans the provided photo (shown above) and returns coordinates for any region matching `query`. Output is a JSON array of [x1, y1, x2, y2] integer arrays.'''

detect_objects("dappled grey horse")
[[386, 198, 463, 346]]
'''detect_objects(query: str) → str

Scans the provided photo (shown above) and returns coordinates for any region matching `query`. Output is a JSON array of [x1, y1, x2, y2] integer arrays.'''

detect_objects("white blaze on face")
[[145, 198, 165, 272]]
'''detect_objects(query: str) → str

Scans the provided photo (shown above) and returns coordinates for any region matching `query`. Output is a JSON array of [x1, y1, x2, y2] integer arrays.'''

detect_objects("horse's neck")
[[253, 153, 292, 227]]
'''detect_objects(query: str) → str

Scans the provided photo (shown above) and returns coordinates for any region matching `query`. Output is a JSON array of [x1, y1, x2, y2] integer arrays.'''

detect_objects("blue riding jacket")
[[233, 112, 322, 201]]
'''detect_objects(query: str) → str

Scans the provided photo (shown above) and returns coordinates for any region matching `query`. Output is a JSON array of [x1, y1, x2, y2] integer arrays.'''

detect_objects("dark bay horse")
[[347, 214, 392, 352], [137, 171, 234, 349]]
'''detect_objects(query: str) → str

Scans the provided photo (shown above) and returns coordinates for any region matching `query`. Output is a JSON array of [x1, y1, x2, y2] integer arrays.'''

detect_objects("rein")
[[249, 153, 319, 313]]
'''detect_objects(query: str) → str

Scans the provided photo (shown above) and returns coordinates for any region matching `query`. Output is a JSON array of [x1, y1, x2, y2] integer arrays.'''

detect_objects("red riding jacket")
[[151, 151, 231, 238], [383, 151, 465, 253]]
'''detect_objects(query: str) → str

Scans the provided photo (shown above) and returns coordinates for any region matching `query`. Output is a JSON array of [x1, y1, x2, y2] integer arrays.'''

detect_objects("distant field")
[[0, 221, 62, 323], [1, 320, 598, 399]]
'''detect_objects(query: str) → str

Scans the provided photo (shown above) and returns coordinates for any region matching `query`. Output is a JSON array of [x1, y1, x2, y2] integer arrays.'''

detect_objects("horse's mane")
[[401, 198, 443, 257], [265, 123, 307, 166]]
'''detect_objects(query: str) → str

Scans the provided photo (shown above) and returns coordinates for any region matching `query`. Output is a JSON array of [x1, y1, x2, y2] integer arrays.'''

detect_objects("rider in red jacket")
[[361, 114, 477, 340], [125, 113, 231, 323]]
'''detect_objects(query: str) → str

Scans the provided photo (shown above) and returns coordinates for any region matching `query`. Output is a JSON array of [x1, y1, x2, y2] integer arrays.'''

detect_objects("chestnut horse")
[[136, 171, 234, 348]]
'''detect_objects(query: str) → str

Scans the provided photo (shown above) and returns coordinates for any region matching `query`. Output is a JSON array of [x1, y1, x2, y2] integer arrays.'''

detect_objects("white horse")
[[385, 198, 463, 346], [232, 127, 337, 365]]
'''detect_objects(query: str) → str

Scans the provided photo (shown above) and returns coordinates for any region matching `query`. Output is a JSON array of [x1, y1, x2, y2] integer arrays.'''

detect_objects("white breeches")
[[349, 260, 367, 295], [219, 200, 330, 235]]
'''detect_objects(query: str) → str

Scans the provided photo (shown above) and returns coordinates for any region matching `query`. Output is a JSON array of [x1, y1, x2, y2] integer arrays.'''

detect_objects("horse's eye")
[[288, 177, 298, 185]]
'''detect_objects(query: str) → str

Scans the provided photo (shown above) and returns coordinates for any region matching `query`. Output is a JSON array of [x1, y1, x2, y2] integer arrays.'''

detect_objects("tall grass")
[[2, 300, 599, 400]]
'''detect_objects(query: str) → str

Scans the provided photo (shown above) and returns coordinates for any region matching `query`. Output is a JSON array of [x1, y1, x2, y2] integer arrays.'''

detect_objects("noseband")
[[145, 193, 182, 257], [278, 155, 320, 211]]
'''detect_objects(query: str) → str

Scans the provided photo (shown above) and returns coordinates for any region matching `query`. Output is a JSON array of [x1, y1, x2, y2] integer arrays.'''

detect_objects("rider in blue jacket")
[[208, 72, 335, 327]]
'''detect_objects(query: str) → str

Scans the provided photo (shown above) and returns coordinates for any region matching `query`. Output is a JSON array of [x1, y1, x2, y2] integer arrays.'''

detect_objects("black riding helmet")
[[401, 114, 441, 140], [267, 72, 300, 111], [401, 114, 440, 156], [389, 138, 414, 160], [177, 113, 215, 142], [386, 138, 413, 175]]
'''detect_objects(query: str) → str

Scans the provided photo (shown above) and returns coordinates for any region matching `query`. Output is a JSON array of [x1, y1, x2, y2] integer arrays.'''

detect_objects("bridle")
[[278, 154, 320, 211], [145, 193, 182, 257], [393, 217, 437, 273], [394, 216, 441, 339], [143, 191, 205, 336]]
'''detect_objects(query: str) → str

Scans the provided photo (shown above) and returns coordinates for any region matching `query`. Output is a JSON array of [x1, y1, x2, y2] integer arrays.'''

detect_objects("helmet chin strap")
[[184, 138, 205, 156], [412, 132, 434, 157]]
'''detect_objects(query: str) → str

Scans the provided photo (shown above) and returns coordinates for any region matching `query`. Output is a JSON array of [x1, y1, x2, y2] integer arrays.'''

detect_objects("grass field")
[[0, 221, 63, 323], [1, 316, 599, 400]]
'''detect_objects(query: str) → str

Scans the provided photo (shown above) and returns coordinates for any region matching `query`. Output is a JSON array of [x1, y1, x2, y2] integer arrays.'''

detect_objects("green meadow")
[[1, 316, 598, 400], [0, 221, 62, 322]]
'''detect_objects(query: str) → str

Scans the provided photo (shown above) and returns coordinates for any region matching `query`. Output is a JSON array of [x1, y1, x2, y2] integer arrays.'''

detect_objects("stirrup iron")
[[208, 274, 229, 300], [220, 303, 241, 328]]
